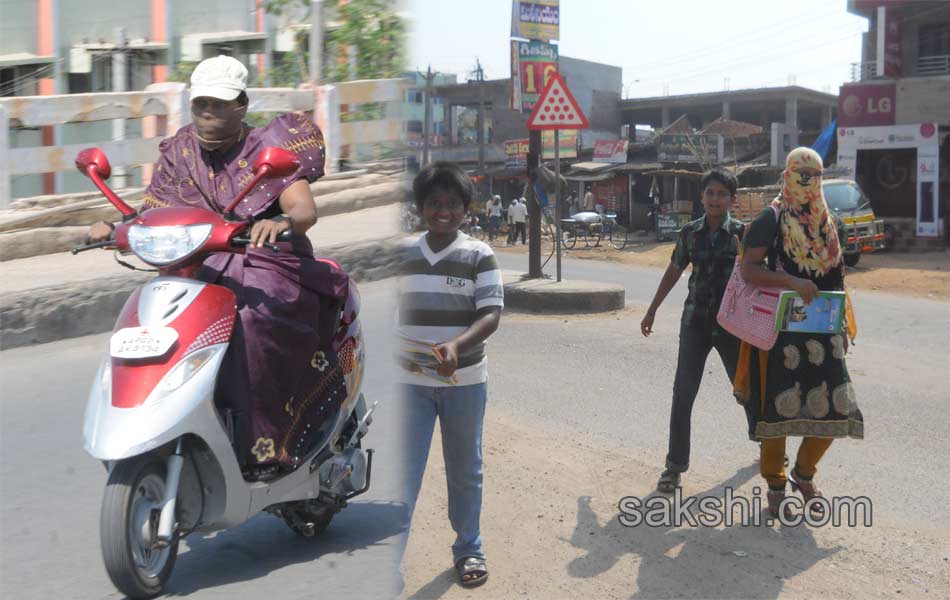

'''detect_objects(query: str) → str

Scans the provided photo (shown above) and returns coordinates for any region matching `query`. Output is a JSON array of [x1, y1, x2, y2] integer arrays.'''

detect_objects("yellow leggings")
[[760, 437, 833, 490]]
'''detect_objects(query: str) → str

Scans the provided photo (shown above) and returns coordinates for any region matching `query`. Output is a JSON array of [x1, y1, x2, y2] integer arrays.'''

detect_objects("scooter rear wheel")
[[100, 457, 179, 599]]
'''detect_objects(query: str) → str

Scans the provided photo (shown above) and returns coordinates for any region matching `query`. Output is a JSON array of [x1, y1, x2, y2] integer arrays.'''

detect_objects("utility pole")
[[422, 65, 433, 165], [309, 0, 324, 86], [474, 58, 485, 169], [526, 128, 542, 278], [112, 27, 128, 189]]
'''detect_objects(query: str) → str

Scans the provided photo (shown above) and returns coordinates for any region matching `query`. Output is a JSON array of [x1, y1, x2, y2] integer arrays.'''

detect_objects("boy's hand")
[[640, 311, 655, 337], [434, 341, 459, 377]]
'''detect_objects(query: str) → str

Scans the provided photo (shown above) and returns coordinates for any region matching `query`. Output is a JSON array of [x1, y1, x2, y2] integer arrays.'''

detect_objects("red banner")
[[884, 7, 902, 78], [838, 83, 896, 127]]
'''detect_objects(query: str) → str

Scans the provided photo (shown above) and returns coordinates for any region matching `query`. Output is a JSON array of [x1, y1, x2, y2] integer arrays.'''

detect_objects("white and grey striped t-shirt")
[[397, 233, 504, 387]]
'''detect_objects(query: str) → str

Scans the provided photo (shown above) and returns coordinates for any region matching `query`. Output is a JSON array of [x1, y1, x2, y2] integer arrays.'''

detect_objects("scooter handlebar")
[[71, 239, 115, 254], [230, 230, 291, 253]]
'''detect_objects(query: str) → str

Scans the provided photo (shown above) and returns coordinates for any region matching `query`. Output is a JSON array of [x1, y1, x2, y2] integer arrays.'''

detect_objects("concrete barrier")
[[0, 236, 404, 350]]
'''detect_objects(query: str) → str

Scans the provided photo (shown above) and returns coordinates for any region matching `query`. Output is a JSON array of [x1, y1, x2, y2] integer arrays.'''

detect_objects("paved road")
[[0, 279, 409, 599]]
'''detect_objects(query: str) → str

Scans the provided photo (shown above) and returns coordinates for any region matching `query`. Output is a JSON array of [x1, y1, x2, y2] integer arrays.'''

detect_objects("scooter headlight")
[[127, 223, 213, 266], [154, 346, 223, 397]]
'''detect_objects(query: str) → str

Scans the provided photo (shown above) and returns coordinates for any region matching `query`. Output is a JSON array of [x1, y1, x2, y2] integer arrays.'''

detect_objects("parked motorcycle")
[[74, 146, 376, 599]]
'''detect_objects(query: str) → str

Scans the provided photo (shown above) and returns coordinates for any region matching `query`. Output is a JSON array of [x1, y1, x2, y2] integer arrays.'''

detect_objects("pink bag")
[[716, 204, 784, 350]]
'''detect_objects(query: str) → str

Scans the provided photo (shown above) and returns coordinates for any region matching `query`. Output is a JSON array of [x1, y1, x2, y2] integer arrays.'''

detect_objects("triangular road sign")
[[526, 72, 589, 130]]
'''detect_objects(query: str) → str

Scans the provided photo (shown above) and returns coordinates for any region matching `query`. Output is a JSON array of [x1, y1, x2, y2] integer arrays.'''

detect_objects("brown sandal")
[[789, 470, 825, 518], [766, 489, 793, 520]]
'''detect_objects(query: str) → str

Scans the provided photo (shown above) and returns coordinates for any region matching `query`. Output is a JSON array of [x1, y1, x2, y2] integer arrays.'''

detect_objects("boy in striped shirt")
[[398, 161, 503, 588]]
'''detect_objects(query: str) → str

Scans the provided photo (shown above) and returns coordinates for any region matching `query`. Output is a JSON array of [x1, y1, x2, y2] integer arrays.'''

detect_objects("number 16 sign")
[[511, 40, 558, 114]]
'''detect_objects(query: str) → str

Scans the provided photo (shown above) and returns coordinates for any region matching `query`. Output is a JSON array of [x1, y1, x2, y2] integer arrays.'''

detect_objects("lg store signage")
[[838, 83, 896, 127]]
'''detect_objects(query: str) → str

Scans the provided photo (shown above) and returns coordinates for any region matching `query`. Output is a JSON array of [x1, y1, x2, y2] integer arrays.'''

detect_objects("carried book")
[[774, 291, 846, 334], [397, 334, 457, 385]]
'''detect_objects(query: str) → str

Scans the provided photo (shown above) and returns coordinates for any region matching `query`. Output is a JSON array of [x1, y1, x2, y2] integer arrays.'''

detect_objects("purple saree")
[[144, 113, 351, 469]]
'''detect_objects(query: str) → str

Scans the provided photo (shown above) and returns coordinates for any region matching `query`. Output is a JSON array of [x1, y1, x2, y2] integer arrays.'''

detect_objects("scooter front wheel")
[[100, 457, 179, 599]]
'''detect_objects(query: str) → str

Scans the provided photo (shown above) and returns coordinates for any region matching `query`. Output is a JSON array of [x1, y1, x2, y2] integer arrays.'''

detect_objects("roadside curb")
[[0, 236, 404, 351], [502, 273, 625, 314]]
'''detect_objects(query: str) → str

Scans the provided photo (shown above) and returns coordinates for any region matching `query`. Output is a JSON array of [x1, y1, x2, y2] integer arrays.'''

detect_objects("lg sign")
[[838, 84, 897, 126], [843, 93, 892, 116]]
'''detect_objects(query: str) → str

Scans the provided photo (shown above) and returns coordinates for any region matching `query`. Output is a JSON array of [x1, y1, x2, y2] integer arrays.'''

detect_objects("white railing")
[[0, 77, 409, 207], [917, 54, 950, 76]]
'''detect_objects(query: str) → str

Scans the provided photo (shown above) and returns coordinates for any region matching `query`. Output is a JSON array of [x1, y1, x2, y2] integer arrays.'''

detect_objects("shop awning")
[[564, 170, 617, 182], [611, 161, 663, 172], [643, 168, 704, 178], [568, 161, 613, 172]]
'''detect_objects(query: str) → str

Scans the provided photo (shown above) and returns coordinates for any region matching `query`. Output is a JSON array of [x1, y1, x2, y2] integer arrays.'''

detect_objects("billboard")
[[593, 139, 628, 164], [657, 134, 723, 163], [542, 130, 577, 159], [504, 138, 529, 167], [511, 0, 559, 42], [838, 83, 896, 127], [511, 40, 558, 114]]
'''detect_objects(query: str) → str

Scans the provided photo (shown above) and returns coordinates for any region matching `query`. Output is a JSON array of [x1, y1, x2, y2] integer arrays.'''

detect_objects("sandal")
[[455, 556, 488, 588], [766, 489, 794, 521], [789, 469, 825, 519], [656, 469, 681, 494]]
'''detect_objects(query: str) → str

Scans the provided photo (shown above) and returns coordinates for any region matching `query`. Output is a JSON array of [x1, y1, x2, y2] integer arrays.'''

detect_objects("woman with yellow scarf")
[[736, 147, 864, 518]]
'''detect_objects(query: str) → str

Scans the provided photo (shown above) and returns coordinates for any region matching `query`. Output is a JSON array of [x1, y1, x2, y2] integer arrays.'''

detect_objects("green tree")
[[264, 0, 406, 85]]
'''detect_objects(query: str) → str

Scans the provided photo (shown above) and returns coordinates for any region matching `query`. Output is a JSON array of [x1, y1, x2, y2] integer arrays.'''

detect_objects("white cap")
[[190, 56, 248, 102]]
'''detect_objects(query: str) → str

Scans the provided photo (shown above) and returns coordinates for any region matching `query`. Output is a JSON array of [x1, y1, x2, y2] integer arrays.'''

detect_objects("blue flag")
[[534, 179, 549, 208]]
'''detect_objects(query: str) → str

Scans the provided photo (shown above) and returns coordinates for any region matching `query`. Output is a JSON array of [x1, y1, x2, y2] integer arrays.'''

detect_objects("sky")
[[406, 0, 871, 98]]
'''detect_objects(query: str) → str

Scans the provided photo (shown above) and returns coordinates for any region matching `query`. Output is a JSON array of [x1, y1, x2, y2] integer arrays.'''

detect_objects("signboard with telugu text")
[[510, 40, 558, 114], [511, 0, 559, 42]]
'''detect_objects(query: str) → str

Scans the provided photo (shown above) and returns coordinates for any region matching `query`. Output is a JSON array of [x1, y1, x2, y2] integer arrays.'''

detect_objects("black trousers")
[[514, 222, 526, 244], [665, 319, 742, 473]]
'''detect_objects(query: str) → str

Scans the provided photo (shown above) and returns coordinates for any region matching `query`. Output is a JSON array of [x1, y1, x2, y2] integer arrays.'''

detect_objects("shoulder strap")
[[767, 203, 782, 272]]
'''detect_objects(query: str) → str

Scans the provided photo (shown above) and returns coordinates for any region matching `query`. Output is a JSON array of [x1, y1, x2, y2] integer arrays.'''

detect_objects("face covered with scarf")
[[779, 147, 842, 276], [191, 96, 248, 152]]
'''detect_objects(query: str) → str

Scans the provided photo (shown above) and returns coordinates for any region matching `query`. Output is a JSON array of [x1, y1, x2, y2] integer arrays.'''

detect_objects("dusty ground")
[[493, 238, 950, 302], [400, 403, 949, 599], [399, 295, 950, 599]]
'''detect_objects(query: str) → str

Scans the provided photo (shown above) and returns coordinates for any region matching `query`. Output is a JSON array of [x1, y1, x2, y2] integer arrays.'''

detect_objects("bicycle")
[[587, 212, 629, 250], [560, 212, 628, 250]]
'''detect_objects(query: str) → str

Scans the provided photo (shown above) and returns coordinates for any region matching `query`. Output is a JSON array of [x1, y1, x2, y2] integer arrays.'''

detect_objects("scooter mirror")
[[75, 147, 112, 179], [253, 147, 300, 178]]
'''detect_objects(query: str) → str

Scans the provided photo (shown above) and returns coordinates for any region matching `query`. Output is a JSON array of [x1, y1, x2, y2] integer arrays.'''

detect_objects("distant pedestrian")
[[487, 194, 502, 241], [508, 198, 527, 244]]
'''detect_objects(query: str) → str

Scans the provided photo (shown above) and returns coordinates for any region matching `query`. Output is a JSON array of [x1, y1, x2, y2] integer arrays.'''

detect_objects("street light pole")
[[422, 65, 433, 165]]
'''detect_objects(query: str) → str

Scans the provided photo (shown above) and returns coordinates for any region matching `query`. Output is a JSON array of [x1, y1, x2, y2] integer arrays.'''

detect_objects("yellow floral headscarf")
[[779, 147, 842, 276]]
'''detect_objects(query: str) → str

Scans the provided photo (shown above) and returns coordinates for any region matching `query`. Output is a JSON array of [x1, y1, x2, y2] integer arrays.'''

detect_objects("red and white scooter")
[[74, 147, 375, 599]]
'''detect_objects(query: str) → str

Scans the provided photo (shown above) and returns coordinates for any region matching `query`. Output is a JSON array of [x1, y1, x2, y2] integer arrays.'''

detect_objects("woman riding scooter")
[[87, 56, 350, 479]]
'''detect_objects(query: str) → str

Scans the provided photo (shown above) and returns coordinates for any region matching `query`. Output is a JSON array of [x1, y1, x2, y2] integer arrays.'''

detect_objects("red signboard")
[[884, 7, 902, 78], [838, 83, 896, 127]]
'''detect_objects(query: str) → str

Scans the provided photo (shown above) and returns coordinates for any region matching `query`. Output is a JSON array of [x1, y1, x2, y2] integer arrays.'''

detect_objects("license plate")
[[110, 327, 179, 359]]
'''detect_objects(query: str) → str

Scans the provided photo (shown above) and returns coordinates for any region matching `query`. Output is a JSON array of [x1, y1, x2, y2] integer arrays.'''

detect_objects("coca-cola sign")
[[838, 83, 897, 127]]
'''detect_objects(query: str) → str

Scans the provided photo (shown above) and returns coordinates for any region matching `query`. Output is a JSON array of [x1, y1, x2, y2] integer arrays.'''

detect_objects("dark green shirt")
[[671, 212, 746, 327]]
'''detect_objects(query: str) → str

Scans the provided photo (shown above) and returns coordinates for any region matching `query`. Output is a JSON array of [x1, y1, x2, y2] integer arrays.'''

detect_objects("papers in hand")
[[398, 334, 458, 384], [775, 291, 846, 334]]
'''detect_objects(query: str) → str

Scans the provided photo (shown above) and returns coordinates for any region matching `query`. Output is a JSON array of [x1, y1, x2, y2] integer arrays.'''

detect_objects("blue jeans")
[[488, 216, 501, 240], [400, 382, 487, 562]]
